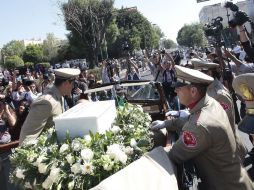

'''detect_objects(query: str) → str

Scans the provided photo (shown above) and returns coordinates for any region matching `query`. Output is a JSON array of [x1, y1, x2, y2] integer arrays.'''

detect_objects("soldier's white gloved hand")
[[165, 109, 190, 118], [150, 120, 165, 130]]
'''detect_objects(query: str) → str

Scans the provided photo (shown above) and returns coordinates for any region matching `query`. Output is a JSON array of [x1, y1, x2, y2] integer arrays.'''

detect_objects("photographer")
[[0, 101, 17, 190]]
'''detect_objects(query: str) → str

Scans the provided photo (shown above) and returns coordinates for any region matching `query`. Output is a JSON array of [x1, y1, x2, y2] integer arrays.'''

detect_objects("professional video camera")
[[204, 16, 224, 37], [224, 1, 250, 28]]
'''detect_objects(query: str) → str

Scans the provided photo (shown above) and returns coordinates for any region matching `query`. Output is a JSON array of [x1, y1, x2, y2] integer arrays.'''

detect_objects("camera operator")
[[224, 1, 254, 62]]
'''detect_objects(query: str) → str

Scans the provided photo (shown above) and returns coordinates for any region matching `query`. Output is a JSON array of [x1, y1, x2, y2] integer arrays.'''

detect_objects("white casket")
[[90, 147, 179, 190], [54, 100, 116, 141]]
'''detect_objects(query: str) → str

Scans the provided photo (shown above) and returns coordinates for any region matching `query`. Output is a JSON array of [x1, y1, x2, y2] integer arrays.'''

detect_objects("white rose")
[[81, 162, 93, 175], [59, 144, 69, 153], [145, 122, 150, 127], [72, 140, 82, 151], [16, 168, 25, 179], [124, 146, 134, 155], [103, 163, 113, 171], [71, 163, 81, 174], [111, 125, 121, 134], [84, 135, 92, 143], [106, 144, 121, 159], [38, 163, 48, 174], [130, 138, 137, 148], [42, 177, 54, 189], [136, 105, 143, 111], [80, 148, 94, 161], [147, 115, 152, 121], [49, 167, 60, 183], [24, 182, 32, 189], [118, 152, 127, 165], [128, 124, 134, 129], [33, 155, 46, 166], [68, 180, 75, 190], [66, 154, 75, 165]]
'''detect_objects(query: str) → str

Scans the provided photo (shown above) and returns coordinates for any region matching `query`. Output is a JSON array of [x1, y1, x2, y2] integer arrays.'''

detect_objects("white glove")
[[165, 109, 190, 118], [150, 120, 165, 130]]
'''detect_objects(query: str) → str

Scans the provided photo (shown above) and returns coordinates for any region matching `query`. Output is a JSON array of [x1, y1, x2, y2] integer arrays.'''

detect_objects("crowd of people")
[[0, 12, 254, 190]]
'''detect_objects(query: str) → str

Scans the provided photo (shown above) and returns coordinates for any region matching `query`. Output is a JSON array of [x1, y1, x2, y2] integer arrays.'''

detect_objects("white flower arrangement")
[[10, 103, 153, 189]]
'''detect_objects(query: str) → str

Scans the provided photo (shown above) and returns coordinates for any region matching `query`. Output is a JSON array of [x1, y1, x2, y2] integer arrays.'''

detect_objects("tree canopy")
[[23, 45, 43, 64], [177, 23, 207, 48], [1, 40, 25, 57], [5, 55, 24, 69]]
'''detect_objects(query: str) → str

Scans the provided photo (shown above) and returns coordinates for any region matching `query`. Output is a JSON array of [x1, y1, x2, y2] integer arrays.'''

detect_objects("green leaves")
[[177, 23, 208, 48], [11, 103, 152, 189]]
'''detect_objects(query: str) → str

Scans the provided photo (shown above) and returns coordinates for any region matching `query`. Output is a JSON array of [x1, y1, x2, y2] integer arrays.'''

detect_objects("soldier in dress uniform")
[[151, 65, 254, 190], [191, 59, 247, 161], [19, 68, 80, 145], [232, 73, 254, 152]]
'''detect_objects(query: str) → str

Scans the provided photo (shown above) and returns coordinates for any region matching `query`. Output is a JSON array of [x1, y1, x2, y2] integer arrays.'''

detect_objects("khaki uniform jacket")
[[165, 95, 254, 190], [207, 79, 247, 160], [19, 85, 64, 145]]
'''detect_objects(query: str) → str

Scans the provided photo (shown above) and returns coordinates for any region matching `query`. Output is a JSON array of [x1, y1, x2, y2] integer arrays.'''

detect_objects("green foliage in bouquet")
[[10, 103, 153, 190]]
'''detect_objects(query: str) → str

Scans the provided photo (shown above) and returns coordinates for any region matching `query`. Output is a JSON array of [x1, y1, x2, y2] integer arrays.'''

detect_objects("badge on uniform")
[[182, 131, 197, 148], [219, 102, 230, 111]]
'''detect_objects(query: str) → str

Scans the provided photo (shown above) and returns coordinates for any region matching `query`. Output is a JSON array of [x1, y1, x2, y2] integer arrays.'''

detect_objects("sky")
[[0, 0, 240, 48]]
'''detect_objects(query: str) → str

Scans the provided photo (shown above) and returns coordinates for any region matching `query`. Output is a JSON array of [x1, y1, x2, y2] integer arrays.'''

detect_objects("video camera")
[[204, 16, 224, 37], [224, 1, 251, 28]]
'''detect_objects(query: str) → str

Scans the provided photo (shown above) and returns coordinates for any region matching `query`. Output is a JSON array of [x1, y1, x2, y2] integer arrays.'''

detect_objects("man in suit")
[[19, 68, 80, 145], [151, 65, 254, 190]]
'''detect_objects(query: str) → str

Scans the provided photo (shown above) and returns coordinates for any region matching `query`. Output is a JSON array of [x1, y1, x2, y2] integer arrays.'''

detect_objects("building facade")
[[21, 39, 43, 47]]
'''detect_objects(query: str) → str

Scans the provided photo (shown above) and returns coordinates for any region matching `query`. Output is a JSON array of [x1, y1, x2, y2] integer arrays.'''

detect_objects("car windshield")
[[125, 83, 160, 100]]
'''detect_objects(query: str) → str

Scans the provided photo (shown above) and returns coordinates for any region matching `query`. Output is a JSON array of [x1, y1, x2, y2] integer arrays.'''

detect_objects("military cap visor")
[[191, 58, 219, 70], [174, 65, 214, 88], [232, 73, 254, 133], [54, 68, 80, 80]]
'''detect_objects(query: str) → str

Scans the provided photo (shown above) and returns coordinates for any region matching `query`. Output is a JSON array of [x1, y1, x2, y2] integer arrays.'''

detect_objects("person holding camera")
[[0, 101, 18, 190], [224, 1, 254, 62]]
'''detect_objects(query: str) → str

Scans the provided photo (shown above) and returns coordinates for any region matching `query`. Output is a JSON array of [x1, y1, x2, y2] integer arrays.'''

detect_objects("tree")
[[107, 8, 163, 57], [161, 39, 177, 49], [1, 40, 25, 57], [61, 0, 114, 67], [42, 33, 61, 63], [5, 55, 24, 69], [177, 23, 207, 47], [23, 45, 43, 64]]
